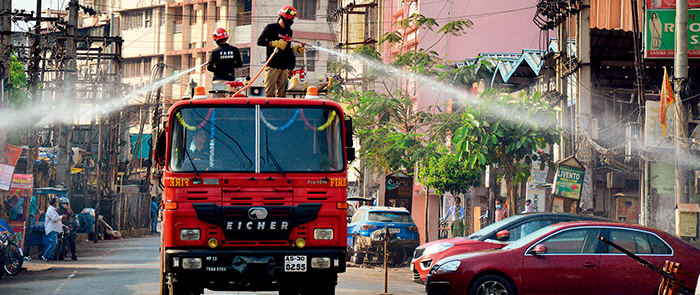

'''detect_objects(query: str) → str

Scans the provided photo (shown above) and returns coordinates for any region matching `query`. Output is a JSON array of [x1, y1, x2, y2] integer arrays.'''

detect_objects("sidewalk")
[[23, 232, 160, 272]]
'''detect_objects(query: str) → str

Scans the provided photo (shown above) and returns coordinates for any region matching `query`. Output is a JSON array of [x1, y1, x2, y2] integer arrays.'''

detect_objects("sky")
[[11, 0, 66, 31]]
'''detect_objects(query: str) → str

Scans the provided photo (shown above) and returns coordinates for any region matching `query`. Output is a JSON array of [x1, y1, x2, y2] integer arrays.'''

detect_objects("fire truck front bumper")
[[164, 247, 346, 289]]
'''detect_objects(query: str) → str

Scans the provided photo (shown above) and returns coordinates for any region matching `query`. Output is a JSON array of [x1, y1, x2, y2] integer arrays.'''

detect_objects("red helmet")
[[212, 27, 229, 41], [278, 5, 297, 20]]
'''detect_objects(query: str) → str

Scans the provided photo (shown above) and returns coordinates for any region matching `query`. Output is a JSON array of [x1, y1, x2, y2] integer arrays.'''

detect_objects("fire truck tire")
[[166, 273, 203, 295]]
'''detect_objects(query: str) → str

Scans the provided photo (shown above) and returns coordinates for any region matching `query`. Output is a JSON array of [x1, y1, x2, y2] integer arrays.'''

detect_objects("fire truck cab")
[[155, 88, 353, 295]]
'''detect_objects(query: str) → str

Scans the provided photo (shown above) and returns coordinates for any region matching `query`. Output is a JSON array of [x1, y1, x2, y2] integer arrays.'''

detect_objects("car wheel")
[[469, 274, 515, 295]]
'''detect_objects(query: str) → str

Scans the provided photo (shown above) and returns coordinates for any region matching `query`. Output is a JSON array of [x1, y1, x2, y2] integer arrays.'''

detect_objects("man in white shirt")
[[43, 197, 65, 261], [441, 197, 466, 237]]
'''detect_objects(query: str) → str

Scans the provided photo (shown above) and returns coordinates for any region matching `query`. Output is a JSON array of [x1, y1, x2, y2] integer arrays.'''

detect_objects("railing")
[[237, 11, 251, 26]]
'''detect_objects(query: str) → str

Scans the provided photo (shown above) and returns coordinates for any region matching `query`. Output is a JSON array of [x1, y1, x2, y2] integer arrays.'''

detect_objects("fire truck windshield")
[[169, 106, 344, 173]]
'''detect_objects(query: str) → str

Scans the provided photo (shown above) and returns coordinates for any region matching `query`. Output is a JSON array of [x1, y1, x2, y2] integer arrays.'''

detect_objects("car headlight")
[[180, 229, 201, 241], [435, 260, 461, 274], [423, 243, 454, 255], [314, 228, 334, 240]]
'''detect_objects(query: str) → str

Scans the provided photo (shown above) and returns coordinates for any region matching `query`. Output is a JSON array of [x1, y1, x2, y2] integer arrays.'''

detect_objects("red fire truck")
[[154, 90, 353, 295]]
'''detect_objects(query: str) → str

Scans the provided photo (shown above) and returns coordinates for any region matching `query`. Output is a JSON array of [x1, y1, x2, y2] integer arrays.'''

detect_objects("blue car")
[[347, 206, 420, 266]]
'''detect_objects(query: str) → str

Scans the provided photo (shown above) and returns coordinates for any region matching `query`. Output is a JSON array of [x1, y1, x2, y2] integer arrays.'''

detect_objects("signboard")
[[647, 0, 700, 9], [0, 163, 15, 191], [530, 155, 550, 184], [6, 174, 33, 249], [645, 9, 700, 58], [553, 165, 584, 199], [5, 144, 21, 166], [525, 182, 546, 212]]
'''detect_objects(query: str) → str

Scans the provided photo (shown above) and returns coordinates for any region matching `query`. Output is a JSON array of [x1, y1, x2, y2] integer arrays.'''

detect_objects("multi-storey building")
[[117, 0, 340, 107]]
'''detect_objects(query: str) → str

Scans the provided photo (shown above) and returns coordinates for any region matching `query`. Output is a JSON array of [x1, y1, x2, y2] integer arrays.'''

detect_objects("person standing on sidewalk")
[[43, 197, 65, 261], [151, 197, 159, 234], [440, 197, 466, 237]]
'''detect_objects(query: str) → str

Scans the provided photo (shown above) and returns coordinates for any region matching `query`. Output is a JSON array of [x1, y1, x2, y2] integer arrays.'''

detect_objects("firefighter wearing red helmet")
[[256, 5, 305, 97], [207, 27, 243, 81]]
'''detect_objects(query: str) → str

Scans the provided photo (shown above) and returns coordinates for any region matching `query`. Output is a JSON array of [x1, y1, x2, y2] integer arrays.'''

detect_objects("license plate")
[[389, 228, 400, 233], [284, 255, 307, 272]]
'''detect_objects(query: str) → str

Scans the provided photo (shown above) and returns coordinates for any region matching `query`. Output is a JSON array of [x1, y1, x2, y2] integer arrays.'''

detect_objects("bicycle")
[[438, 220, 449, 240]]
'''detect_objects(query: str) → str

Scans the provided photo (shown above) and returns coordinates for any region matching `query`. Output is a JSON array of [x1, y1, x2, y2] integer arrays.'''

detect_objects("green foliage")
[[453, 90, 562, 214], [420, 152, 481, 196], [328, 14, 475, 176], [6, 53, 31, 146]]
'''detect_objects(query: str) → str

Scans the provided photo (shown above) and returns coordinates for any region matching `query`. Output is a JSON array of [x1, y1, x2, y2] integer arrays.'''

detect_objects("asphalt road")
[[0, 235, 424, 295]]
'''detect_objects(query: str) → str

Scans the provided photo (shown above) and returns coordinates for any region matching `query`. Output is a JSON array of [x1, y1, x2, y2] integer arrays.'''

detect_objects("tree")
[[453, 90, 561, 217], [7, 53, 30, 146], [420, 151, 481, 197]]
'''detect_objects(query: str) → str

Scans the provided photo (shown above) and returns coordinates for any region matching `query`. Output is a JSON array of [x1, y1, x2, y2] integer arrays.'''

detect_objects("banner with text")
[[647, 0, 700, 9], [645, 9, 700, 58]]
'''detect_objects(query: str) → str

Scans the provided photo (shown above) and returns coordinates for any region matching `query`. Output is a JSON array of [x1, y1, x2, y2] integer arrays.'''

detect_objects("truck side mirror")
[[345, 117, 355, 162], [154, 130, 166, 166]]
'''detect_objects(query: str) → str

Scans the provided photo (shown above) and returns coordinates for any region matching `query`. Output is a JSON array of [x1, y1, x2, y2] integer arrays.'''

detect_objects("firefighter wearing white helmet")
[[207, 27, 243, 81], [256, 5, 305, 97]]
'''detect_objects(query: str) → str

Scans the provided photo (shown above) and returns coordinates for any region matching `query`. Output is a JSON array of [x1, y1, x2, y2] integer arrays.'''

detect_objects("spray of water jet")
[[0, 63, 206, 129], [311, 44, 558, 129]]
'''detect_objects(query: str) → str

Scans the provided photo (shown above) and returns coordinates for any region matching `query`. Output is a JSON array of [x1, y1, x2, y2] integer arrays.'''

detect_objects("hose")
[[231, 48, 279, 97]]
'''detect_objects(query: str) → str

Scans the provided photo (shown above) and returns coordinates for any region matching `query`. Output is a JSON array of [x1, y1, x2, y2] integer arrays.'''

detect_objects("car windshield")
[[501, 225, 558, 250], [169, 106, 344, 173], [466, 214, 527, 240], [367, 212, 413, 223]]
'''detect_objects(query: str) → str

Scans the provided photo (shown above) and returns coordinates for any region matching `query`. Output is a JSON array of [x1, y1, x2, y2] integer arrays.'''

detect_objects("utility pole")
[[26, 0, 42, 176], [56, 0, 78, 186], [674, 0, 689, 210], [0, 0, 11, 164]]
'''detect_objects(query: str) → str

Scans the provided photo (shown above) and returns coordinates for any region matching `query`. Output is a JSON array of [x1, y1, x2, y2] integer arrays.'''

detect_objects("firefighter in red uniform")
[[256, 5, 305, 97]]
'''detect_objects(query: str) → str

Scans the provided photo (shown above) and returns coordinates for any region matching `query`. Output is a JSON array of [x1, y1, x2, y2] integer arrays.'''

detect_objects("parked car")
[[347, 206, 420, 266], [411, 213, 610, 283], [425, 221, 700, 295]]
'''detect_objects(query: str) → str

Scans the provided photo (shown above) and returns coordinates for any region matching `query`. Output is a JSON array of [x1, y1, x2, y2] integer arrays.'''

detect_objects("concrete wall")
[[648, 161, 676, 234]]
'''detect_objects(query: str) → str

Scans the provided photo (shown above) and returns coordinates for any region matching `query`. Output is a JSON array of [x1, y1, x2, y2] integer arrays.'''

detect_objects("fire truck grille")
[[192, 203, 321, 241]]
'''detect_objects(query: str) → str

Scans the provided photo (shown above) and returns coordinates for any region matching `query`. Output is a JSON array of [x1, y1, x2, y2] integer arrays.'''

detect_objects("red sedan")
[[412, 213, 609, 283], [425, 221, 700, 295]]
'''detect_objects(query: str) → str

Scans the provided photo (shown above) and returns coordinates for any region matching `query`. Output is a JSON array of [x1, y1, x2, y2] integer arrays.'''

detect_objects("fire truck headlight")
[[313, 228, 334, 240], [182, 258, 202, 269], [180, 229, 201, 241], [311, 257, 331, 269]]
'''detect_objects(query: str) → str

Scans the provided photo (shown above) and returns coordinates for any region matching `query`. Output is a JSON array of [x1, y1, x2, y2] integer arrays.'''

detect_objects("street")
[[0, 236, 424, 295]]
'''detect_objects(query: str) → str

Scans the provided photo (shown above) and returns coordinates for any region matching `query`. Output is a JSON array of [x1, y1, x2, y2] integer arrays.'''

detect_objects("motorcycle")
[[0, 232, 22, 277], [55, 224, 72, 261]]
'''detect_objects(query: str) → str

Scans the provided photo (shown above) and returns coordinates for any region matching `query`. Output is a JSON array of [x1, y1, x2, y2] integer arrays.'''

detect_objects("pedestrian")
[[256, 5, 305, 97], [495, 198, 508, 222], [440, 197, 466, 237], [43, 197, 65, 261], [57, 197, 78, 260], [151, 196, 159, 234], [207, 27, 243, 82], [521, 199, 536, 213]]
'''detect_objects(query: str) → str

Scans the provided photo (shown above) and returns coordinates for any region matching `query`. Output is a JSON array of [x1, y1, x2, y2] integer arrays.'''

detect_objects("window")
[[215, 6, 221, 21], [202, 3, 208, 22], [174, 21, 183, 34], [294, 0, 317, 20], [367, 212, 413, 223], [121, 10, 144, 30], [327, 0, 338, 21], [606, 229, 672, 255], [537, 228, 599, 254], [190, 6, 198, 24], [144, 9, 152, 28]]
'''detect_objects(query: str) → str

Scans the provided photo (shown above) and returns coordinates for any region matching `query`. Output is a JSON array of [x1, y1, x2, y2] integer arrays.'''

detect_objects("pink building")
[[382, 0, 543, 243]]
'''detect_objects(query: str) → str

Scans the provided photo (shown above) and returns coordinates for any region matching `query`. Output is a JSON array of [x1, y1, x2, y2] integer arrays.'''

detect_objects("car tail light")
[[360, 224, 377, 230], [406, 225, 418, 232]]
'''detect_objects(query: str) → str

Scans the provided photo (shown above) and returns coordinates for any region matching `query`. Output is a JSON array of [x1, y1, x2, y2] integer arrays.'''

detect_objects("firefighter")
[[256, 5, 305, 97], [207, 27, 243, 82]]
